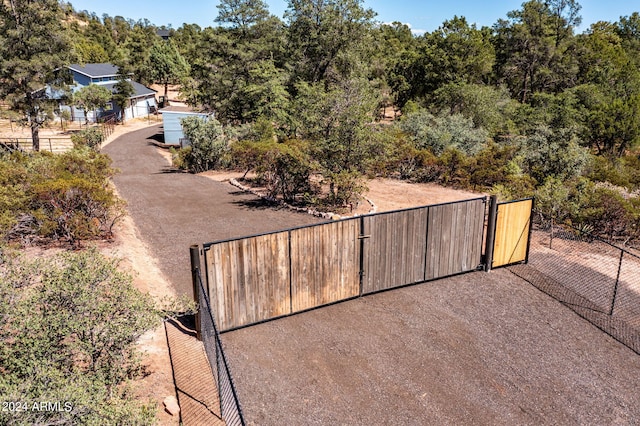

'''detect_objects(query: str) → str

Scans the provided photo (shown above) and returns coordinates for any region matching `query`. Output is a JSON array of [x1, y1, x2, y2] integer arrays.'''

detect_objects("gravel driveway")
[[103, 124, 322, 296]]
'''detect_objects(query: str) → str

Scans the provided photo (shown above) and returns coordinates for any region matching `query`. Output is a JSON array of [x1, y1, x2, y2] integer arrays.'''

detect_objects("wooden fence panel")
[[493, 199, 532, 268], [362, 208, 429, 294], [425, 199, 485, 280], [290, 219, 360, 312], [204, 232, 290, 331]]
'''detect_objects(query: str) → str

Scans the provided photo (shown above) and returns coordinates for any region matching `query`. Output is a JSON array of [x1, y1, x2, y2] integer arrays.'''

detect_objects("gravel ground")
[[103, 125, 323, 296], [222, 269, 640, 425], [103, 125, 640, 425]]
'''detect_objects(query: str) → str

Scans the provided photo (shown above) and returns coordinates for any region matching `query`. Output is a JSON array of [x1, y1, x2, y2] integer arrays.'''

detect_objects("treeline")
[[153, 0, 639, 243], [6, 0, 640, 242]]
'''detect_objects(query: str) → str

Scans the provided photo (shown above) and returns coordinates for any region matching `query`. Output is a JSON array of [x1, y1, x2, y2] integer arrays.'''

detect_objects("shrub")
[[0, 248, 158, 425], [176, 116, 230, 172], [574, 186, 637, 241], [0, 149, 122, 246], [399, 109, 488, 156], [71, 127, 105, 151], [231, 139, 314, 203]]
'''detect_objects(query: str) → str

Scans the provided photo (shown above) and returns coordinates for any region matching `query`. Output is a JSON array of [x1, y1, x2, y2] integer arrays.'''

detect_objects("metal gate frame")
[[192, 196, 534, 332], [485, 196, 535, 271]]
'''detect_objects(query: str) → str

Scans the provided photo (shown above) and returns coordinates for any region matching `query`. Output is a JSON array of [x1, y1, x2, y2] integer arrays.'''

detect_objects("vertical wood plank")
[[426, 200, 484, 280], [493, 199, 533, 268], [290, 220, 360, 312], [361, 208, 428, 294], [203, 232, 290, 331]]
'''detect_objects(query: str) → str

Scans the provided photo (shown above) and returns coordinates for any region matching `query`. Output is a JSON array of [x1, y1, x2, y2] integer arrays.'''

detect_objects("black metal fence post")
[[484, 195, 498, 272], [610, 250, 624, 316], [190, 244, 203, 341]]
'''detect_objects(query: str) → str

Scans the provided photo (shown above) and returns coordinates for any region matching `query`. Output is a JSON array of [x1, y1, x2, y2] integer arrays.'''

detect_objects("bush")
[[231, 139, 314, 203], [71, 127, 105, 151], [0, 149, 122, 246], [175, 116, 230, 172], [0, 248, 158, 425], [399, 109, 488, 156], [573, 185, 638, 241]]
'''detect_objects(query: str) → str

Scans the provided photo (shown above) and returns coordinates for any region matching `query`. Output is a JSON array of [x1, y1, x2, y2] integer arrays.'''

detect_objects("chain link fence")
[[510, 224, 640, 354], [197, 270, 246, 426]]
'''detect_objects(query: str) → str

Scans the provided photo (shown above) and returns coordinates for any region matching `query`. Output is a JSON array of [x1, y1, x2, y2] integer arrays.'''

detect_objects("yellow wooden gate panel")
[[493, 199, 533, 268]]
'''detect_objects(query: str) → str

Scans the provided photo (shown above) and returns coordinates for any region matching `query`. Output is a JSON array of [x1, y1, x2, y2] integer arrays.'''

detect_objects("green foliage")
[[231, 139, 314, 202], [216, 0, 271, 30], [112, 76, 135, 123], [399, 109, 488, 156], [0, 149, 121, 246], [431, 83, 519, 135], [176, 116, 230, 173], [410, 16, 495, 98], [73, 84, 112, 124], [285, 0, 377, 83], [469, 143, 533, 191], [519, 125, 589, 182], [0, 248, 158, 425], [534, 176, 575, 226], [145, 40, 190, 100], [573, 185, 639, 241], [0, 0, 72, 151], [71, 127, 105, 151]]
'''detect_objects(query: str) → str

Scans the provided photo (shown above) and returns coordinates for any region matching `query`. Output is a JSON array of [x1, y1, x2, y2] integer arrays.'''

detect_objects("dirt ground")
[[17, 119, 640, 424], [222, 269, 640, 425], [200, 170, 484, 216]]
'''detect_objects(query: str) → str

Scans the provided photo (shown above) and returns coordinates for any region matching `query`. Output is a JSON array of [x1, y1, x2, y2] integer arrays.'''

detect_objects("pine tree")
[[0, 0, 71, 151]]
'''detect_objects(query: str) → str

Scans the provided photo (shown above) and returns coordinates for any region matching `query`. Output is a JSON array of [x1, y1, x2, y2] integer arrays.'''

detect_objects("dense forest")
[[3, 0, 640, 244]]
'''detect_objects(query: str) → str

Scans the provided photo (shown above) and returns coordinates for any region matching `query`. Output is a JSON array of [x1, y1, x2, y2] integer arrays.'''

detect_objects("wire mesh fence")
[[197, 269, 246, 426], [510, 224, 640, 354]]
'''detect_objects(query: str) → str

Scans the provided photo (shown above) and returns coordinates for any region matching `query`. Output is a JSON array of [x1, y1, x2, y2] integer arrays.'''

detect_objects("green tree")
[[418, 16, 495, 95], [112, 66, 135, 123], [215, 0, 270, 34], [291, 78, 378, 204], [373, 22, 418, 110], [122, 23, 159, 82], [190, 7, 284, 122], [493, 0, 580, 102], [0, 0, 72, 151], [285, 0, 377, 83], [73, 84, 112, 124], [520, 124, 589, 182], [431, 82, 518, 135], [243, 59, 290, 124], [145, 40, 190, 101], [399, 109, 489, 156]]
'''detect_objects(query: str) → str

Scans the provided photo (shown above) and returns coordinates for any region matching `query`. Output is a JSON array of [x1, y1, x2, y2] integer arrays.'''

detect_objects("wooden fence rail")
[[197, 197, 517, 332]]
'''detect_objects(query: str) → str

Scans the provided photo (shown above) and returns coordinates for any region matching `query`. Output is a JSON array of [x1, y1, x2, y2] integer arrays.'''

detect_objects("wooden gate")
[[491, 198, 534, 268], [195, 196, 529, 332]]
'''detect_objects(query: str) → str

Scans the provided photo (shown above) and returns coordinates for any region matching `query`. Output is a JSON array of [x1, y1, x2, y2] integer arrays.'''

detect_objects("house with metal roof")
[[61, 63, 157, 122]]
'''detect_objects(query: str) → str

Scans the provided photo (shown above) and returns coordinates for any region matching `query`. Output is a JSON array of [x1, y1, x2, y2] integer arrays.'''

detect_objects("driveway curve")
[[103, 124, 323, 296]]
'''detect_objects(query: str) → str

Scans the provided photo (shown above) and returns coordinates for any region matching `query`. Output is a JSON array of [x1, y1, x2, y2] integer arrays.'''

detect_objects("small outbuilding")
[[158, 106, 211, 145]]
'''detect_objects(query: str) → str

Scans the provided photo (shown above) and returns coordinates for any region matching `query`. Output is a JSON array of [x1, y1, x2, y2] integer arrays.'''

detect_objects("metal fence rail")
[[510, 224, 640, 354], [197, 269, 246, 426]]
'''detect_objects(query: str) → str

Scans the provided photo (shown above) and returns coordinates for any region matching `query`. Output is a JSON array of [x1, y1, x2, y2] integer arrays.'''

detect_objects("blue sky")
[[68, 0, 638, 35]]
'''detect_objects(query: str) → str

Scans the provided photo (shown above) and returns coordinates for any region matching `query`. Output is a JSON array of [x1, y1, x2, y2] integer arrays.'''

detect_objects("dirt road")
[[103, 125, 323, 296]]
